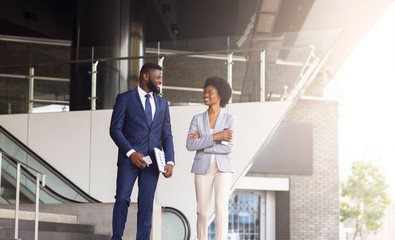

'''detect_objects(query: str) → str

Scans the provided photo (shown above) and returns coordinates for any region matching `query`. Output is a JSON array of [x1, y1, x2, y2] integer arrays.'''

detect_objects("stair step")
[[0, 228, 110, 240], [0, 209, 77, 224], [0, 218, 94, 234]]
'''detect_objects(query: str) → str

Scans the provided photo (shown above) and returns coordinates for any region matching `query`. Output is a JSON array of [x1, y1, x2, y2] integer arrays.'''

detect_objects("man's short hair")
[[140, 63, 162, 78]]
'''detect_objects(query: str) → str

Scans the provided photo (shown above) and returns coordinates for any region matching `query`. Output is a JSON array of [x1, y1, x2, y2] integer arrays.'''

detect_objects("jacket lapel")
[[131, 88, 150, 127], [203, 110, 211, 135], [213, 108, 224, 133], [204, 108, 225, 135]]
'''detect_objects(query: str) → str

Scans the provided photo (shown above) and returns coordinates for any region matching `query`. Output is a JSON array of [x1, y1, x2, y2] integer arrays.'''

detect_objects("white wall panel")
[[228, 101, 290, 188], [27, 111, 91, 193], [90, 110, 118, 202], [0, 114, 29, 144]]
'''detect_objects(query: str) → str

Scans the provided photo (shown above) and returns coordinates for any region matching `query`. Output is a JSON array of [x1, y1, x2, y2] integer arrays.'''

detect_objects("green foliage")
[[340, 160, 392, 239]]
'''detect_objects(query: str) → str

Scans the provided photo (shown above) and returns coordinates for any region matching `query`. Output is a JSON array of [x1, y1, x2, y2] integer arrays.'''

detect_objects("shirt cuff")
[[126, 149, 135, 157], [166, 161, 175, 166]]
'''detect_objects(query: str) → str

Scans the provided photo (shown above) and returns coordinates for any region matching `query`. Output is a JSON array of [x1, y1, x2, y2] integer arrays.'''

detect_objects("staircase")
[[0, 218, 110, 240], [0, 204, 121, 240]]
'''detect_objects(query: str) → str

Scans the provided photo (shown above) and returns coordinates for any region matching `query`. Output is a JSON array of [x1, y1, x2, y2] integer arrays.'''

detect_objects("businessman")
[[110, 63, 175, 240]]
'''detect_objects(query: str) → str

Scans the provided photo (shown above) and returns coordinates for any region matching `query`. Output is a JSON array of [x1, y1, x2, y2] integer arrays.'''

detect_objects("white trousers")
[[195, 162, 232, 240]]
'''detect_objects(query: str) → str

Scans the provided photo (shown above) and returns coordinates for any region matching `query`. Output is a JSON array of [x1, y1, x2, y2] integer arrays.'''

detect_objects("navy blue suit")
[[110, 88, 175, 240]]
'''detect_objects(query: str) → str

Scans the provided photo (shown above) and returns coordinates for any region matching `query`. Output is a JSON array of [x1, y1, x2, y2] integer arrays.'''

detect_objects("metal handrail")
[[1, 150, 46, 240], [0, 44, 316, 112], [0, 44, 315, 70]]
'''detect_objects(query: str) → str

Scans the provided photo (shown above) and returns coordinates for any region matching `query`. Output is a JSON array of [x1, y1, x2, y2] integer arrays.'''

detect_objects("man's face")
[[146, 69, 162, 94]]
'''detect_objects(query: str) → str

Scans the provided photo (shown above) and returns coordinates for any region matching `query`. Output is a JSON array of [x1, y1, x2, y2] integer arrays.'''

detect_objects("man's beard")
[[148, 77, 160, 94]]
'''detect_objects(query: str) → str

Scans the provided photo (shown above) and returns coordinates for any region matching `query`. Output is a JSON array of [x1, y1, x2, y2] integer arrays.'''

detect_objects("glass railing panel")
[[264, 46, 311, 101], [160, 55, 228, 106], [146, 35, 238, 52], [32, 63, 70, 113], [0, 130, 91, 202], [0, 41, 31, 74], [0, 75, 29, 114], [1, 158, 18, 201], [0, 30, 342, 113], [1, 156, 62, 203], [0, 132, 28, 160], [230, 56, 247, 103]]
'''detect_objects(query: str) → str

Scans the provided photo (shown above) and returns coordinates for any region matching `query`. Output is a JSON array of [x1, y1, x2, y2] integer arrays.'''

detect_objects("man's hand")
[[130, 152, 148, 169], [163, 164, 174, 178]]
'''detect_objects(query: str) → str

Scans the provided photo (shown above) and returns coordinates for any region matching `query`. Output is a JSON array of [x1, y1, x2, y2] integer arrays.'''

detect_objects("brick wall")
[[276, 191, 290, 240], [285, 99, 339, 240]]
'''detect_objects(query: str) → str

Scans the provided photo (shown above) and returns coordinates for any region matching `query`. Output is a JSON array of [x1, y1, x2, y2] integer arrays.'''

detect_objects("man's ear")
[[142, 73, 149, 81]]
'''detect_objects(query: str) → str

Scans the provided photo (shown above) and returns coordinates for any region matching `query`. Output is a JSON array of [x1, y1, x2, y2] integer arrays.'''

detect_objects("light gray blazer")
[[186, 109, 236, 174]]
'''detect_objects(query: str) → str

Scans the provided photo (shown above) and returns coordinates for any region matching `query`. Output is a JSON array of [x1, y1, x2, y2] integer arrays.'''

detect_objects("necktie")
[[145, 94, 152, 126]]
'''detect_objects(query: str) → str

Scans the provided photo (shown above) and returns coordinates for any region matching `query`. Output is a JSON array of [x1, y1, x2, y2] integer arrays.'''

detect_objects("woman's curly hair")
[[203, 77, 232, 108]]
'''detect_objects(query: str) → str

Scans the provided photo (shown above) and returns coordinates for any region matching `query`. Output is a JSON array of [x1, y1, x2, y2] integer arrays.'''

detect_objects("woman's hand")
[[188, 130, 200, 140], [213, 129, 232, 142]]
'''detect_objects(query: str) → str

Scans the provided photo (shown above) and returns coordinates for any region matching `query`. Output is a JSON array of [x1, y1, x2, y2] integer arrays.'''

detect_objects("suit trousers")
[[111, 163, 159, 240], [195, 162, 232, 240]]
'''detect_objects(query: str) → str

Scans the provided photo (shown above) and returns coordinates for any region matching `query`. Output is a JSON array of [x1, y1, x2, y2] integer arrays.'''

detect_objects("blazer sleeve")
[[186, 115, 215, 151], [203, 114, 236, 154], [109, 94, 133, 155], [161, 100, 175, 164]]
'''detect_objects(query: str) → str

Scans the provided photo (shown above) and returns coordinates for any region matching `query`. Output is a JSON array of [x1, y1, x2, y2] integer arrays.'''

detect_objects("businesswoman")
[[186, 77, 235, 240]]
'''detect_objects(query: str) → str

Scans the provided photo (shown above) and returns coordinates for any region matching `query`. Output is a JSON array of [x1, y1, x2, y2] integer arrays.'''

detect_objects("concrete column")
[[266, 191, 276, 240]]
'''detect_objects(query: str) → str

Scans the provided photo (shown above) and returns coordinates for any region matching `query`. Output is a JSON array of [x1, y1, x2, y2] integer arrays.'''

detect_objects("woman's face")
[[203, 85, 221, 107]]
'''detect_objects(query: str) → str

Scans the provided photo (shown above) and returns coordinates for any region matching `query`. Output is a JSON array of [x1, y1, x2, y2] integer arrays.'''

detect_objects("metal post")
[[157, 41, 161, 61], [266, 191, 276, 240], [34, 173, 41, 240], [158, 56, 164, 67], [227, 36, 233, 103], [260, 51, 266, 102], [157, 42, 164, 95], [7, 103, 11, 114], [91, 61, 98, 110], [158, 57, 164, 95], [227, 52, 233, 103], [28, 67, 35, 113], [0, 152, 2, 190], [14, 162, 21, 239]]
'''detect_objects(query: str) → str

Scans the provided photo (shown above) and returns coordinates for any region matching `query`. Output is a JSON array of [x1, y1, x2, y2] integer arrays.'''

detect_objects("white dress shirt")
[[137, 86, 156, 121]]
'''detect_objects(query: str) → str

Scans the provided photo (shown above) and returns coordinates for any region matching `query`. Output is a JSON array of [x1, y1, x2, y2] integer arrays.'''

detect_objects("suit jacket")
[[110, 88, 175, 166], [186, 108, 235, 174]]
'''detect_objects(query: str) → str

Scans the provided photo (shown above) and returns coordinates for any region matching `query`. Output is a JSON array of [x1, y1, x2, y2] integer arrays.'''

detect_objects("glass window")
[[209, 192, 264, 240]]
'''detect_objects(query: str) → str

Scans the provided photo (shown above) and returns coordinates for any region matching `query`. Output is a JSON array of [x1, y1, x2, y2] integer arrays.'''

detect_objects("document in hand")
[[154, 147, 166, 173]]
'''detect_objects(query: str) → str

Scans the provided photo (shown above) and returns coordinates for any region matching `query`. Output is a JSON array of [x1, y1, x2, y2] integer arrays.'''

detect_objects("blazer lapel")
[[203, 110, 211, 136], [131, 88, 149, 127], [213, 108, 224, 133], [204, 109, 225, 135]]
